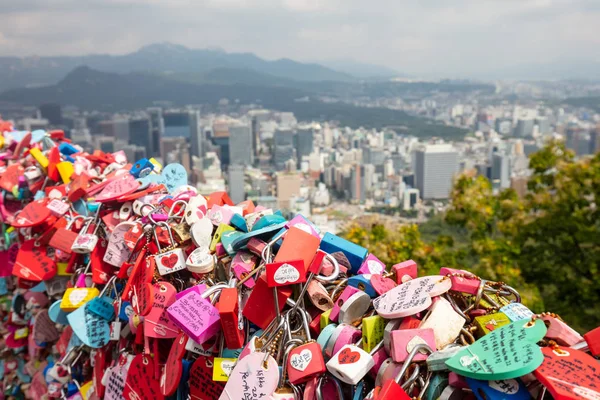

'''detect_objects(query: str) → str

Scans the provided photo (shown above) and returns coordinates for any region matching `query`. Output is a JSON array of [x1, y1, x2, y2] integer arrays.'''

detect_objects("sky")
[[1, 0, 600, 78]]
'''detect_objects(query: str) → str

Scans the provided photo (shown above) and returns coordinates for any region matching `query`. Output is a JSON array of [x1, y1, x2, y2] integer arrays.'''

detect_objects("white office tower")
[[415, 144, 459, 200]]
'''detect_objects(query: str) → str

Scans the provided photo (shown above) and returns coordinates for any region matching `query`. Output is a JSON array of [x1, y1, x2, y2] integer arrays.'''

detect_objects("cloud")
[[0, 0, 598, 78]]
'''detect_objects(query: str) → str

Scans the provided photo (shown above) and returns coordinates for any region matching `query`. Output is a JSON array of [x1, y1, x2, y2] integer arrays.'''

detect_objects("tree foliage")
[[341, 141, 600, 332]]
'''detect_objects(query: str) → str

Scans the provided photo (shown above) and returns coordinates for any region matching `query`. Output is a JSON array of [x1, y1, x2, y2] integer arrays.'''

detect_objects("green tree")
[[341, 141, 600, 331]]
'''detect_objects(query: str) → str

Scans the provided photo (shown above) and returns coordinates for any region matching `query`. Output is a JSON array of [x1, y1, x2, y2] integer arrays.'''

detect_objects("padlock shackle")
[[315, 252, 340, 283], [393, 343, 433, 384], [401, 363, 421, 391], [280, 339, 304, 388], [316, 375, 344, 400]]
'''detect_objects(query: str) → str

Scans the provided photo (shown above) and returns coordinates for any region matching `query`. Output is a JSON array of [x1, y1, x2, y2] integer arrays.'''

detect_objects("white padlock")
[[419, 297, 465, 349]]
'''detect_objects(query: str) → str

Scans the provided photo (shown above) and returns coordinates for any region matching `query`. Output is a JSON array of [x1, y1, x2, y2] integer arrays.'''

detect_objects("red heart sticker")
[[534, 346, 600, 400], [160, 332, 188, 396], [13, 239, 56, 282], [123, 354, 162, 400], [189, 356, 225, 400], [12, 200, 51, 228], [338, 347, 361, 364], [161, 254, 179, 269]]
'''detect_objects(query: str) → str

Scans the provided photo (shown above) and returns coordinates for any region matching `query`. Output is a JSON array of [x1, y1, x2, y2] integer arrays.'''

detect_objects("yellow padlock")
[[362, 315, 385, 352], [79, 381, 94, 400], [212, 357, 237, 382], [14, 327, 29, 340], [57, 262, 70, 276], [56, 161, 75, 184], [0, 135, 4, 149], [149, 157, 162, 173], [29, 148, 49, 169], [60, 287, 99, 312], [210, 224, 235, 252], [473, 312, 511, 337], [320, 309, 332, 330]]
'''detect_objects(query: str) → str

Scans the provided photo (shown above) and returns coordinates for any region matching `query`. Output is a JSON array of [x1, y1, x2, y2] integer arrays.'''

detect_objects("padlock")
[[319, 232, 368, 273], [391, 259, 417, 283], [329, 285, 362, 323], [60, 287, 100, 312], [466, 377, 530, 400], [439, 267, 480, 295], [583, 325, 600, 356], [389, 328, 436, 362], [426, 344, 462, 371], [338, 290, 371, 325], [152, 221, 186, 275], [362, 315, 386, 353], [71, 215, 100, 254], [324, 323, 361, 359], [49, 215, 86, 254], [130, 158, 154, 178], [326, 335, 382, 385], [357, 254, 386, 275], [274, 226, 320, 272], [375, 343, 434, 400], [286, 310, 326, 385], [266, 259, 306, 287], [167, 283, 226, 344], [419, 297, 466, 348], [243, 274, 293, 330], [473, 312, 511, 337], [348, 274, 377, 297], [216, 287, 245, 349]]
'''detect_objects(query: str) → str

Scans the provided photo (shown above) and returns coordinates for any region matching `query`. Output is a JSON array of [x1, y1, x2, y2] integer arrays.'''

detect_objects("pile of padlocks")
[[0, 119, 598, 400]]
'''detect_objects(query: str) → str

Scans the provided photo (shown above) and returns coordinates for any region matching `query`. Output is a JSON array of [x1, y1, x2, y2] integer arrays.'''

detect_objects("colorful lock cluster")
[[0, 119, 598, 400]]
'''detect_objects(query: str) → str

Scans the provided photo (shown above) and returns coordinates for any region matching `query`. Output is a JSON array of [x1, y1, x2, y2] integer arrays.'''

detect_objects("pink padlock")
[[247, 238, 267, 257], [207, 204, 234, 226], [448, 372, 468, 389], [541, 314, 583, 346], [392, 260, 417, 284], [175, 283, 207, 301], [167, 285, 224, 344], [285, 215, 320, 239], [329, 286, 361, 323], [389, 328, 436, 362], [439, 267, 480, 295], [358, 254, 386, 275]]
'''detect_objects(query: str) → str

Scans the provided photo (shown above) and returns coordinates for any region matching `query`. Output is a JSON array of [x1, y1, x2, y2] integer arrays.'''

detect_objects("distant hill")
[[318, 59, 405, 80], [564, 96, 600, 113], [0, 43, 355, 92], [0, 66, 467, 139]]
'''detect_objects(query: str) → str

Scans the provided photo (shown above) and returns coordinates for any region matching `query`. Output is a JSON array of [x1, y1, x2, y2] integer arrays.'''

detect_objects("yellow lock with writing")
[[473, 312, 511, 337], [362, 315, 385, 352], [29, 148, 49, 169], [212, 357, 237, 382], [60, 287, 99, 312]]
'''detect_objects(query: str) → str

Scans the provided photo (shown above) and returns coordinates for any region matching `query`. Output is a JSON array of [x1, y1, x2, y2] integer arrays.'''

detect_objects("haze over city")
[[1, 0, 600, 79]]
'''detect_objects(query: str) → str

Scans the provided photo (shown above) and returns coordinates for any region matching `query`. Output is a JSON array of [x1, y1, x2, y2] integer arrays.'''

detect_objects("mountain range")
[[0, 42, 399, 92]]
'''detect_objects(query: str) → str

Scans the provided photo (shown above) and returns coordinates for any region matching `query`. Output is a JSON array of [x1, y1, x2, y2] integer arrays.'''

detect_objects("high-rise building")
[[274, 128, 296, 170], [39, 103, 62, 126], [415, 144, 458, 200], [250, 110, 270, 160], [514, 119, 535, 138], [96, 137, 115, 153], [590, 125, 600, 154], [123, 145, 147, 161], [129, 118, 153, 157], [403, 188, 420, 210], [350, 164, 365, 202], [535, 118, 551, 136], [229, 123, 254, 166], [295, 126, 314, 169], [492, 153, 511, 189], [276, 172, 301, 210], [228, 165, 246, 204], [188, 110, 203, 159], [148, 108, 164, 158]]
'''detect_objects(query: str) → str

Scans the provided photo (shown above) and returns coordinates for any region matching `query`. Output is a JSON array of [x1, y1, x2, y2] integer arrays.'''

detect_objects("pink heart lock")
[[219, 352, 279, 400], [143, 281, 180, 339], [95, 174, 139, 202], [373, 275, 452, 319]]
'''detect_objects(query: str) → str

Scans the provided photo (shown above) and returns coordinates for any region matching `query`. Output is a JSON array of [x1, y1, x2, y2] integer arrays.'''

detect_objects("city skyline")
[[1, 1, 600, 79]]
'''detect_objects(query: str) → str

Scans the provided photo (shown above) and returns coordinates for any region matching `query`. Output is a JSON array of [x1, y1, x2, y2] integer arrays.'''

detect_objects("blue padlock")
[[466, 377, 530, 400], [59, 142, 80, 156], [130, 158, 154, 178], [347, 275, 377, 298], [319, 232, 368, 274], [221, 230, 244, 256]]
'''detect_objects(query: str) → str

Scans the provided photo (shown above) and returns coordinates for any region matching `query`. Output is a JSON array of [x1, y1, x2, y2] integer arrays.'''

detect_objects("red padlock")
[[286, 310, 326, 385], [274, 227, 320, 272], [216, 287, 245, 349], [242, 274, 292, 330]]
